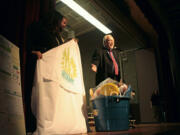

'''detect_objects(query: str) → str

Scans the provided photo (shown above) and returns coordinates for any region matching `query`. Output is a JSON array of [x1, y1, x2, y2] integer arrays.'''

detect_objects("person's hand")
[[118, 79, 123, 87], [32, 51, 42, 59], [91, 64, 97, 72], [73, 38, 79, 43]]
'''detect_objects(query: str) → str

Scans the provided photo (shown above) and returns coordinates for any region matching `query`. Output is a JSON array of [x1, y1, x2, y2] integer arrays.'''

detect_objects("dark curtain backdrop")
[[0, 0, 56, 132]]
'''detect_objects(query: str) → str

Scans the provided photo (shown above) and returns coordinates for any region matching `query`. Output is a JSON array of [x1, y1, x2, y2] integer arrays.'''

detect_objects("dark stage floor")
[[87, 123, 180, 135], [27, 123, 180, 135]]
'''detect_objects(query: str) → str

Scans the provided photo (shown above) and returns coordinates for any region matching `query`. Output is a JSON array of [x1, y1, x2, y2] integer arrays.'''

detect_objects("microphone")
[[114, 46, 122, 51]]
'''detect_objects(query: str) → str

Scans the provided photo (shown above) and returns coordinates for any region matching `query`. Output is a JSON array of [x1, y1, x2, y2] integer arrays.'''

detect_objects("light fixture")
[[59, 0, 112, 34]]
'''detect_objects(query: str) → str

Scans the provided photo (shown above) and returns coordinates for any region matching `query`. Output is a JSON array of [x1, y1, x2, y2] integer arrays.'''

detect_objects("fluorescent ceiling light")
[[60, 0, 112, 34]]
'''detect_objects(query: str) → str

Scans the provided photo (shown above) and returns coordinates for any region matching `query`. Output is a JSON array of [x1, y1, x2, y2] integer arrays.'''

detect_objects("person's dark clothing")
[[27, 21, 63, 53], [92, 46, 121, 85]]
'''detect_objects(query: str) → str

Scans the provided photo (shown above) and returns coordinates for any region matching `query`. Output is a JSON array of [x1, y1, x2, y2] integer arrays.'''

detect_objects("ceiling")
[[55, 0, 179, 50], [56, 0, 111, 36]]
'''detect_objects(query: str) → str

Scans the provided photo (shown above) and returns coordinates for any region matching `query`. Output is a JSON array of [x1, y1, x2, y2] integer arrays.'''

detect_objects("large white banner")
[[0, 35, 26, 135], [31, 40, 87, 135]]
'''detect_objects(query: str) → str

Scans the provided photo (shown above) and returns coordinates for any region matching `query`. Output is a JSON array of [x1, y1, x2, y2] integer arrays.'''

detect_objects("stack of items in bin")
[[89, 78, 131, 100]]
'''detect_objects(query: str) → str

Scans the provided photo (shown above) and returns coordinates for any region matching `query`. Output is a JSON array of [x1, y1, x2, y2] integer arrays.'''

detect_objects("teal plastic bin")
[[92, 96, 129, 131]]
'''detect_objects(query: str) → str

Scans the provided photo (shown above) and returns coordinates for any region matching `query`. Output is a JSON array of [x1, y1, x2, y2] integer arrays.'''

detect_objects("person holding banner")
[[91, 34, 121, 85], [26, 9, 88, 135], [25, 9, 68, 132]]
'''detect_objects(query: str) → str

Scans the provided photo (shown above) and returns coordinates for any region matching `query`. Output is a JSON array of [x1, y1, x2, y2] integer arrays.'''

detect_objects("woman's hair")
[[41, 9, 64, 33], [103, 34, 115, 46]]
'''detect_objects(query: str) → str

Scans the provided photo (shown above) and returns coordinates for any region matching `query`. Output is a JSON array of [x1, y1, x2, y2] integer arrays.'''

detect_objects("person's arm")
[[91, 49, 101, 72], [27, 22, 44, 59], [32, 51, 42, 59]]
